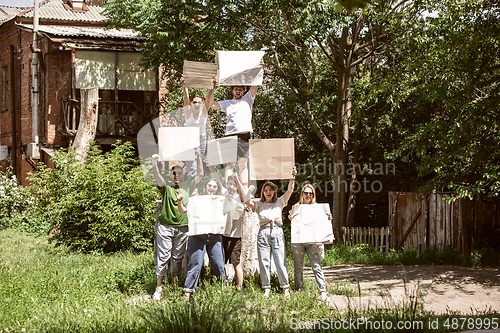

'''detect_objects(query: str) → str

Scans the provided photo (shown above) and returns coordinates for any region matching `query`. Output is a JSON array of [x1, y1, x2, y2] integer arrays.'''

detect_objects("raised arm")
[[181, 75, 191, 119], [234, 173, 255, 209], [204, 79, 215, 116], [208, 76, 222, 111], [249, 59, 264, 98], [152, 154, 164, 187], [194, 148, 204, 186], [283, 166, 297, 205]]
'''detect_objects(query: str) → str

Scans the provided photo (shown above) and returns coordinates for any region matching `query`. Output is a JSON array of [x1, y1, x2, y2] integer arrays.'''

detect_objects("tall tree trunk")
[[73, 87, 99, 162]]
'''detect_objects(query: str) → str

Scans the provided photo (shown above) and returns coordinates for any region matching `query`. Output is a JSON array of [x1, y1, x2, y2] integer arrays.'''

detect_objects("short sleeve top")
[[253, 195, 286, 227], [217, 90, 254, 135]]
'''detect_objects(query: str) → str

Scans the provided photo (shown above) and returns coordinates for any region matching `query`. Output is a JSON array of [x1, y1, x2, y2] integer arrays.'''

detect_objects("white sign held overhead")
[[290, 204, 334, 244], [216, 51, 265, 86], [206, 136, 238, 166], [158, 127, 200, 161]]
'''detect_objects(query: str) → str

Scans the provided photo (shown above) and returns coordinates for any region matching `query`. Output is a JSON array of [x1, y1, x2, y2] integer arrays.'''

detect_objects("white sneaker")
[[283, 288, 290, 299], [263, 289, 271, 298], [319, 291, 327, 302], [152, 286, 162, 300]]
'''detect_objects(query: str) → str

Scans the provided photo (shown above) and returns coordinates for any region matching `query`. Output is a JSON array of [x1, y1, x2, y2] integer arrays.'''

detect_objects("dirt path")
[[304, 264, 500, 314]]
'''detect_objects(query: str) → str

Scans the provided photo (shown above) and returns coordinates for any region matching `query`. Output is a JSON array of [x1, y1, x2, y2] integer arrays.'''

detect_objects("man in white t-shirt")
[[209, 60, 263, 188]]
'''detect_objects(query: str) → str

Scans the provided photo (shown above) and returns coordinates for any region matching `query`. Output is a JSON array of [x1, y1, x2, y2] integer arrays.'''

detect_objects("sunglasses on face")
[[207, 184, 218, 189], [303, 192, 314, 196]]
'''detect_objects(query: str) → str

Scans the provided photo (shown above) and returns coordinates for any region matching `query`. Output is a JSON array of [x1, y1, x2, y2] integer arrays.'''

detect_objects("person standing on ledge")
[[208, 59, 264, 189]]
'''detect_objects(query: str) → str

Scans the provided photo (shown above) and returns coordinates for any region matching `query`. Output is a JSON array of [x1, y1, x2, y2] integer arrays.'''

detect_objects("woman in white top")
[[289, 184, 331, 302], [181, 75, 213, 179], [241, 166, 296, 298]]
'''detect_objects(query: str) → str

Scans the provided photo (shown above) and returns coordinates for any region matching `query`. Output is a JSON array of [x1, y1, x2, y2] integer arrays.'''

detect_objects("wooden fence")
[[389, 192, 498, 256], [341, 227, 391, 255]]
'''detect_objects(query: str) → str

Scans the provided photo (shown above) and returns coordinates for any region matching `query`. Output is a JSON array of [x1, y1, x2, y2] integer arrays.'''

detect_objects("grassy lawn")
[[1, 229, 497, 332]]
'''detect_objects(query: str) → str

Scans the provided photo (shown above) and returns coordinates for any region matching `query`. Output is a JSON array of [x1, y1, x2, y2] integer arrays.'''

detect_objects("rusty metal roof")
[[0, 6, 21, 23], [17, 24, 144, 40], [21, 0, 106, 22]]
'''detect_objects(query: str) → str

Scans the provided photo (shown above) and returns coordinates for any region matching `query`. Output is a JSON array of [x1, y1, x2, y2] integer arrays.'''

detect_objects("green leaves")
[[28, 142, 160, 252]]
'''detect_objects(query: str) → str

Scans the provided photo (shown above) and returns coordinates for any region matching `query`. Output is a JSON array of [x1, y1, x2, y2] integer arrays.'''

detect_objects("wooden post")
[[73, 87, 99, 162]]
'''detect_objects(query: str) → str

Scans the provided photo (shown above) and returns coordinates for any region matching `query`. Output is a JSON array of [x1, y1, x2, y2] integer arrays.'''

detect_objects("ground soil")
[[304, 264, 500, 315]]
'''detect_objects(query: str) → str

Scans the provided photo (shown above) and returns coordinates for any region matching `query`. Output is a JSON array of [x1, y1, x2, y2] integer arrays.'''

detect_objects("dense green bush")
[[28, 142, 160, 252]]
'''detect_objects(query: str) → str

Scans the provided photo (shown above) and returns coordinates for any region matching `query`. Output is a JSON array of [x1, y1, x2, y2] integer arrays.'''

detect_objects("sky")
[[0, 0, 43, 8]]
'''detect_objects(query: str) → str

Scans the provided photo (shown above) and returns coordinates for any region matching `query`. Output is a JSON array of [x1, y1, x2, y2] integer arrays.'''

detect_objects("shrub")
[[0, 168, 46, 233], [28, 142, 160, 252]]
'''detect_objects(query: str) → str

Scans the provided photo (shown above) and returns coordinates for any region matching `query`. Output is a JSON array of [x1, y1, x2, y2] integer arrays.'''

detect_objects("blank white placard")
[[158, 127, 200, 161], [187, 195, 227, 235], [216, 51, 265, 86], [206, 137, 238, 166], [290, 204, 334, 244]]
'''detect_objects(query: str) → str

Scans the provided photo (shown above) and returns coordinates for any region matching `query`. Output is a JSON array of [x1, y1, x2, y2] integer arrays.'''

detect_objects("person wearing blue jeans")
[[177, 178, 226, 301], [289, 184, 331, 302], [241, 167, 296, 298], [183, 233, 225, 294]]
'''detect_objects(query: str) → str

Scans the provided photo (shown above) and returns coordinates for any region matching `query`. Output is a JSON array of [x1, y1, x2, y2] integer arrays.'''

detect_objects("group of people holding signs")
[[149, 52, 334, 302]]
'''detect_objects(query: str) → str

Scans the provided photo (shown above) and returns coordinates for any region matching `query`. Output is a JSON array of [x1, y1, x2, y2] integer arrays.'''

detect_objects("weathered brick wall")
[[42, 38, 72, 147], [0, 25, 72, 184]]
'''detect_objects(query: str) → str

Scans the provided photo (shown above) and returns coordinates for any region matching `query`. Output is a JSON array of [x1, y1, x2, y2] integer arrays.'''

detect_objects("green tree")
[[105, 0, 425, 234], [355, 0, 500, 200]]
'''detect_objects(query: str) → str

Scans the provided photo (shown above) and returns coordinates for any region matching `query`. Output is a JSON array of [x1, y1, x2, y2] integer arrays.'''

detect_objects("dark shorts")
[[222, 236, 242, 264], [228, 132, 250, 158]]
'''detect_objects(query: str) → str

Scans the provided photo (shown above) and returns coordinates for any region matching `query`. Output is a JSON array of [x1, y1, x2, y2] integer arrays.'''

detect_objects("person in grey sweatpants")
[[151, 150, 202, 300]]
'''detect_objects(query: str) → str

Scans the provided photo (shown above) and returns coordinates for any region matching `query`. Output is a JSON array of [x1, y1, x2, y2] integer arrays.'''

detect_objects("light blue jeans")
[[156, 224, 189, 279], [291, 243, 326, 292], [184, 233, 225, 293], [257, 226, 289, 289]]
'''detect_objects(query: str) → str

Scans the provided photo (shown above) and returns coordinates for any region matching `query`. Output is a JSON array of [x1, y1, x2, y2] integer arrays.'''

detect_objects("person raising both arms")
[[181, 75, 213, 179], [151, 149, 203, 301], [237, 166, 297, 299], [208, 59, 264, 189]]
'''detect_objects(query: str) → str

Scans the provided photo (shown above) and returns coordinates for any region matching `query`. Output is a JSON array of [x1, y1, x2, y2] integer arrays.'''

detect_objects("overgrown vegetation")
[[0, 168, 48, 234], [1, 229, 499, 333], [321, 244, 500, 267], [26, 142, 160, 252]]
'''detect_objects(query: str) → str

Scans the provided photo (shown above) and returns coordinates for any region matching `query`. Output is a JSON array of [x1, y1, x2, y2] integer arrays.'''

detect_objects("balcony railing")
[[62, 98, 158, 137]]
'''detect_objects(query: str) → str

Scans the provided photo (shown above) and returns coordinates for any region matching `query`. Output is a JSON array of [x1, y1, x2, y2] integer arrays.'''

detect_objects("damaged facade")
[[0, 0, 166, 185]]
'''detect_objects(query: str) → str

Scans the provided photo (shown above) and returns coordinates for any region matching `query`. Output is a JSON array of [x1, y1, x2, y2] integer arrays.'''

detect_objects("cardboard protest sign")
[[290, 204, 334, 244], [158, 127, 199, 161], [182, 60, 218, 89], [216, 51, 265, 86], [248, 138, 295, 180], [187, 195, 227, 235], [206, 136, 238, 166]]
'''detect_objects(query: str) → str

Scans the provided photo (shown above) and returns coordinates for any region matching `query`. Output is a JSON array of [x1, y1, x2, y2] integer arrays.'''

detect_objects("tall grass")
[[1, 229, 498, 333], [321, 243, 477, 267]]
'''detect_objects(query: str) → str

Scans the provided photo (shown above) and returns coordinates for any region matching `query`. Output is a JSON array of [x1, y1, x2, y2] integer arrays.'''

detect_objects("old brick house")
[[0, 0, 166, 185]]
